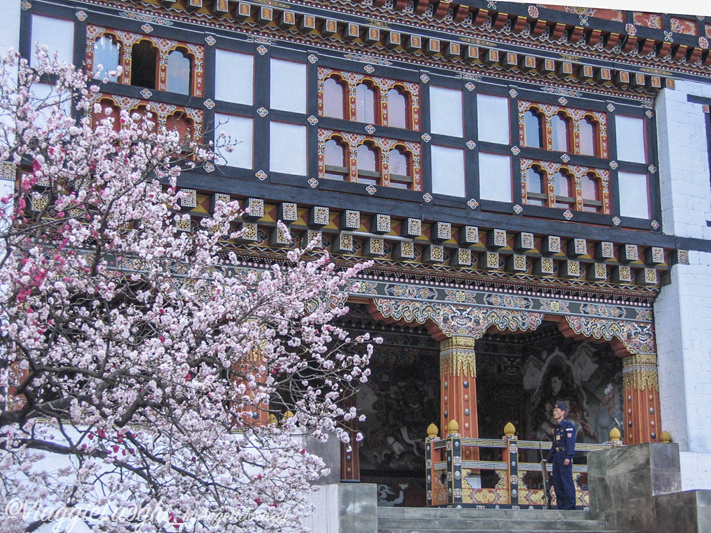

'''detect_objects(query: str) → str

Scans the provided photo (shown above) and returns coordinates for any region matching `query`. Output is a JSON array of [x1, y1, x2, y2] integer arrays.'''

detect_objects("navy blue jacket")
[[547, 418, 576, 461]]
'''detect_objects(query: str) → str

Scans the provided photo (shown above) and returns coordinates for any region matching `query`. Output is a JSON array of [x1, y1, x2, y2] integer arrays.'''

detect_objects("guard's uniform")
[[547, 417, 576, 510]]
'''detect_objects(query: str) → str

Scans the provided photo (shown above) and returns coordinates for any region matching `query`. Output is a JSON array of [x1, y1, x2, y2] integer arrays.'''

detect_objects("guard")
[[543, 402, 576, 510]]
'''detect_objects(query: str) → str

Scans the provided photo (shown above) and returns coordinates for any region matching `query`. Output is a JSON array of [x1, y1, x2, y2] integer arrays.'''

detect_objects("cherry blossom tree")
[[0, 49, 374, 532]]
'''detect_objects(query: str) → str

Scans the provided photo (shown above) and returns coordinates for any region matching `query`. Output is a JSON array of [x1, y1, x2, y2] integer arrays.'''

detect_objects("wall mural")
[[357, 328, 440, 507], [340, 307, 625, 506]]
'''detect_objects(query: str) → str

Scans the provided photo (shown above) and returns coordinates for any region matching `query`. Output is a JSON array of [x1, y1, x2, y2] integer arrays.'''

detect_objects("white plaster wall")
[[0, 0, 21, 57], [302, 484, 340, 533], [655, 80, 711, 490]]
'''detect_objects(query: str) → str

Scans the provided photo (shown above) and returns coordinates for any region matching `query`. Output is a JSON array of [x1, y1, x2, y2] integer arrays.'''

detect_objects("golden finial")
[[609, 427, 622, 444], [504, 422, 516, 438], [427, 423, 439, 439], [268, 414, 278, 425], [661, 430, 672, 443], [448, 419, 459, 434]]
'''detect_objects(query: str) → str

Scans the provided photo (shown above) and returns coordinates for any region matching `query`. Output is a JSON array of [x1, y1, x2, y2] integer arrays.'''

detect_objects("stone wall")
[[654, 80, 711, 490], [588, 443, 681, 532]]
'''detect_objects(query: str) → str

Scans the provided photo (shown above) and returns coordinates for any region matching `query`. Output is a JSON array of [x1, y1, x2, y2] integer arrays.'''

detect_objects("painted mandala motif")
[[140, 89, 153, 99], [141, 24, 153, 33], [467, 199, 479, 210], [203, 99, 215, 109], [366, 185, 377, 195], [205, 35, 216, 46], [308, 178, 319, 188], [256, 170, 268, 181]]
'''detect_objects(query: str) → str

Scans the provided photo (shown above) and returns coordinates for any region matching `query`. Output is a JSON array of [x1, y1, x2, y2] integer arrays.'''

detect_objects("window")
[[317, 68, 420, 191], [355, 83, 377, 124], [324, 139, 348, 181], [31, 15, 74, 66], [551, 114, 570, 153], [523, 110, 543, 148], [319, 131, 421, 191], [430, 86, 463, 137], [432, 145, 465, 197], [524, 167, 547, 206], [131, 41, 158, 90], [324, 77, 346, 119], [553, 170, 574, 209], [318, 67, 419, 130], [387, 88, 409, 129], [270, 122, 307, 175], [579, 117, 598, 157], [477, 94, 510, 145], [92, 98, 121, 132], [581, 174, 603, 213], [615, 115, 647, 163], [270, 59, 307, 113], [479, 153, 512, 203], [215, 49, 254, 105], [92, 35, 120, 81], [520, 102, 607, 157], [356, 144, 381, 185], [167, 49, 192, 95], [388, 147, 412, 189], [521, 160, 610, 215], [166, 111, 195, 146], [86, 26, 204, 97], [618, 171, 650, 218], [215, 113, 253, 169]]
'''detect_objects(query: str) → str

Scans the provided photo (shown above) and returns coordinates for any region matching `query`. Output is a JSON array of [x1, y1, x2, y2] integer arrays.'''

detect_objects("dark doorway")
[[337, 304, 439, 507]]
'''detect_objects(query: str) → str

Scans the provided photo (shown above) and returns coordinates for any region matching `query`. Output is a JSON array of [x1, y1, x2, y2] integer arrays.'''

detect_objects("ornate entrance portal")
[[338, 279, 662, 506]]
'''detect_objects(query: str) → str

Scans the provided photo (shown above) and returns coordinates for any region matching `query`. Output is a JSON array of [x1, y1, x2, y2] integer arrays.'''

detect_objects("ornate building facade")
[[4, 0, 711, 521]]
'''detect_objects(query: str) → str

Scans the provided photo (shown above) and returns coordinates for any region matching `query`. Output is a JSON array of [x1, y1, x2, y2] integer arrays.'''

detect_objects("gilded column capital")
[[440, 336, 477, 377], [622, 353, 659, 391]]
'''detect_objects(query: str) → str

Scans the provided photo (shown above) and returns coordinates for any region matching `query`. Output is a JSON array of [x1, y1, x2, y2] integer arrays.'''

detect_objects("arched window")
[[356, 143, 381, 185], [324, 139, 348, 181], [524, 167, 547, 206], [323, 77, 346, 119], [133, 105, 158, 133], [388, 147, 411, 189], [167, 49, 192, 95], [131, 40, 158, 89], [579, 117, 598, 157], [581, 173, 603, 213], [524, 110, 543, 149], [166, 111, 195, 147], [553, 171, 574, 209], [355, 83, 377, 124], [387, 87, 408, 129], [93, 35, 120, 82], [92, 98, 121, 132], [552, 113, 570, 152]]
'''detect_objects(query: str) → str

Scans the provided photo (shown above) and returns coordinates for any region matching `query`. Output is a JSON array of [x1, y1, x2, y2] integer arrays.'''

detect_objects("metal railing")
[[425, 420, 623, 509]]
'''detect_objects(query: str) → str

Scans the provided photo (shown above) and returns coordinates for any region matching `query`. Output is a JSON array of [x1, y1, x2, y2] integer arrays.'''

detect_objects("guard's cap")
[[554, 402, 568, 412]]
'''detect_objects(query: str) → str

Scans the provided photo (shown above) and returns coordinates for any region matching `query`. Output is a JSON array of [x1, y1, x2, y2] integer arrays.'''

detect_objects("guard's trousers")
[[551, 453, 576, 510]]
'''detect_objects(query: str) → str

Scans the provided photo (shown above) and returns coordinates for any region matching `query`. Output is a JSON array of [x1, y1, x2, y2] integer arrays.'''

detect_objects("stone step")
[[378, 520, 610, 531], [378, 508, 592, 520], [379, 530, 616, 533], [376, 508, 619, 533]]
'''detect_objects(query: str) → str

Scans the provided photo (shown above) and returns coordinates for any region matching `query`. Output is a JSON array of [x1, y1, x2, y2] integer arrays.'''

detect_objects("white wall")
[[0, 0, 21, 56], [655, 80, 711, 489]]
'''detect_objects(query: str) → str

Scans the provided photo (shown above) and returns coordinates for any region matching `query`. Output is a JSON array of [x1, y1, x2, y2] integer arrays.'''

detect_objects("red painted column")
[[440, 336, 480, 462], [622, 354, 662, 444]]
